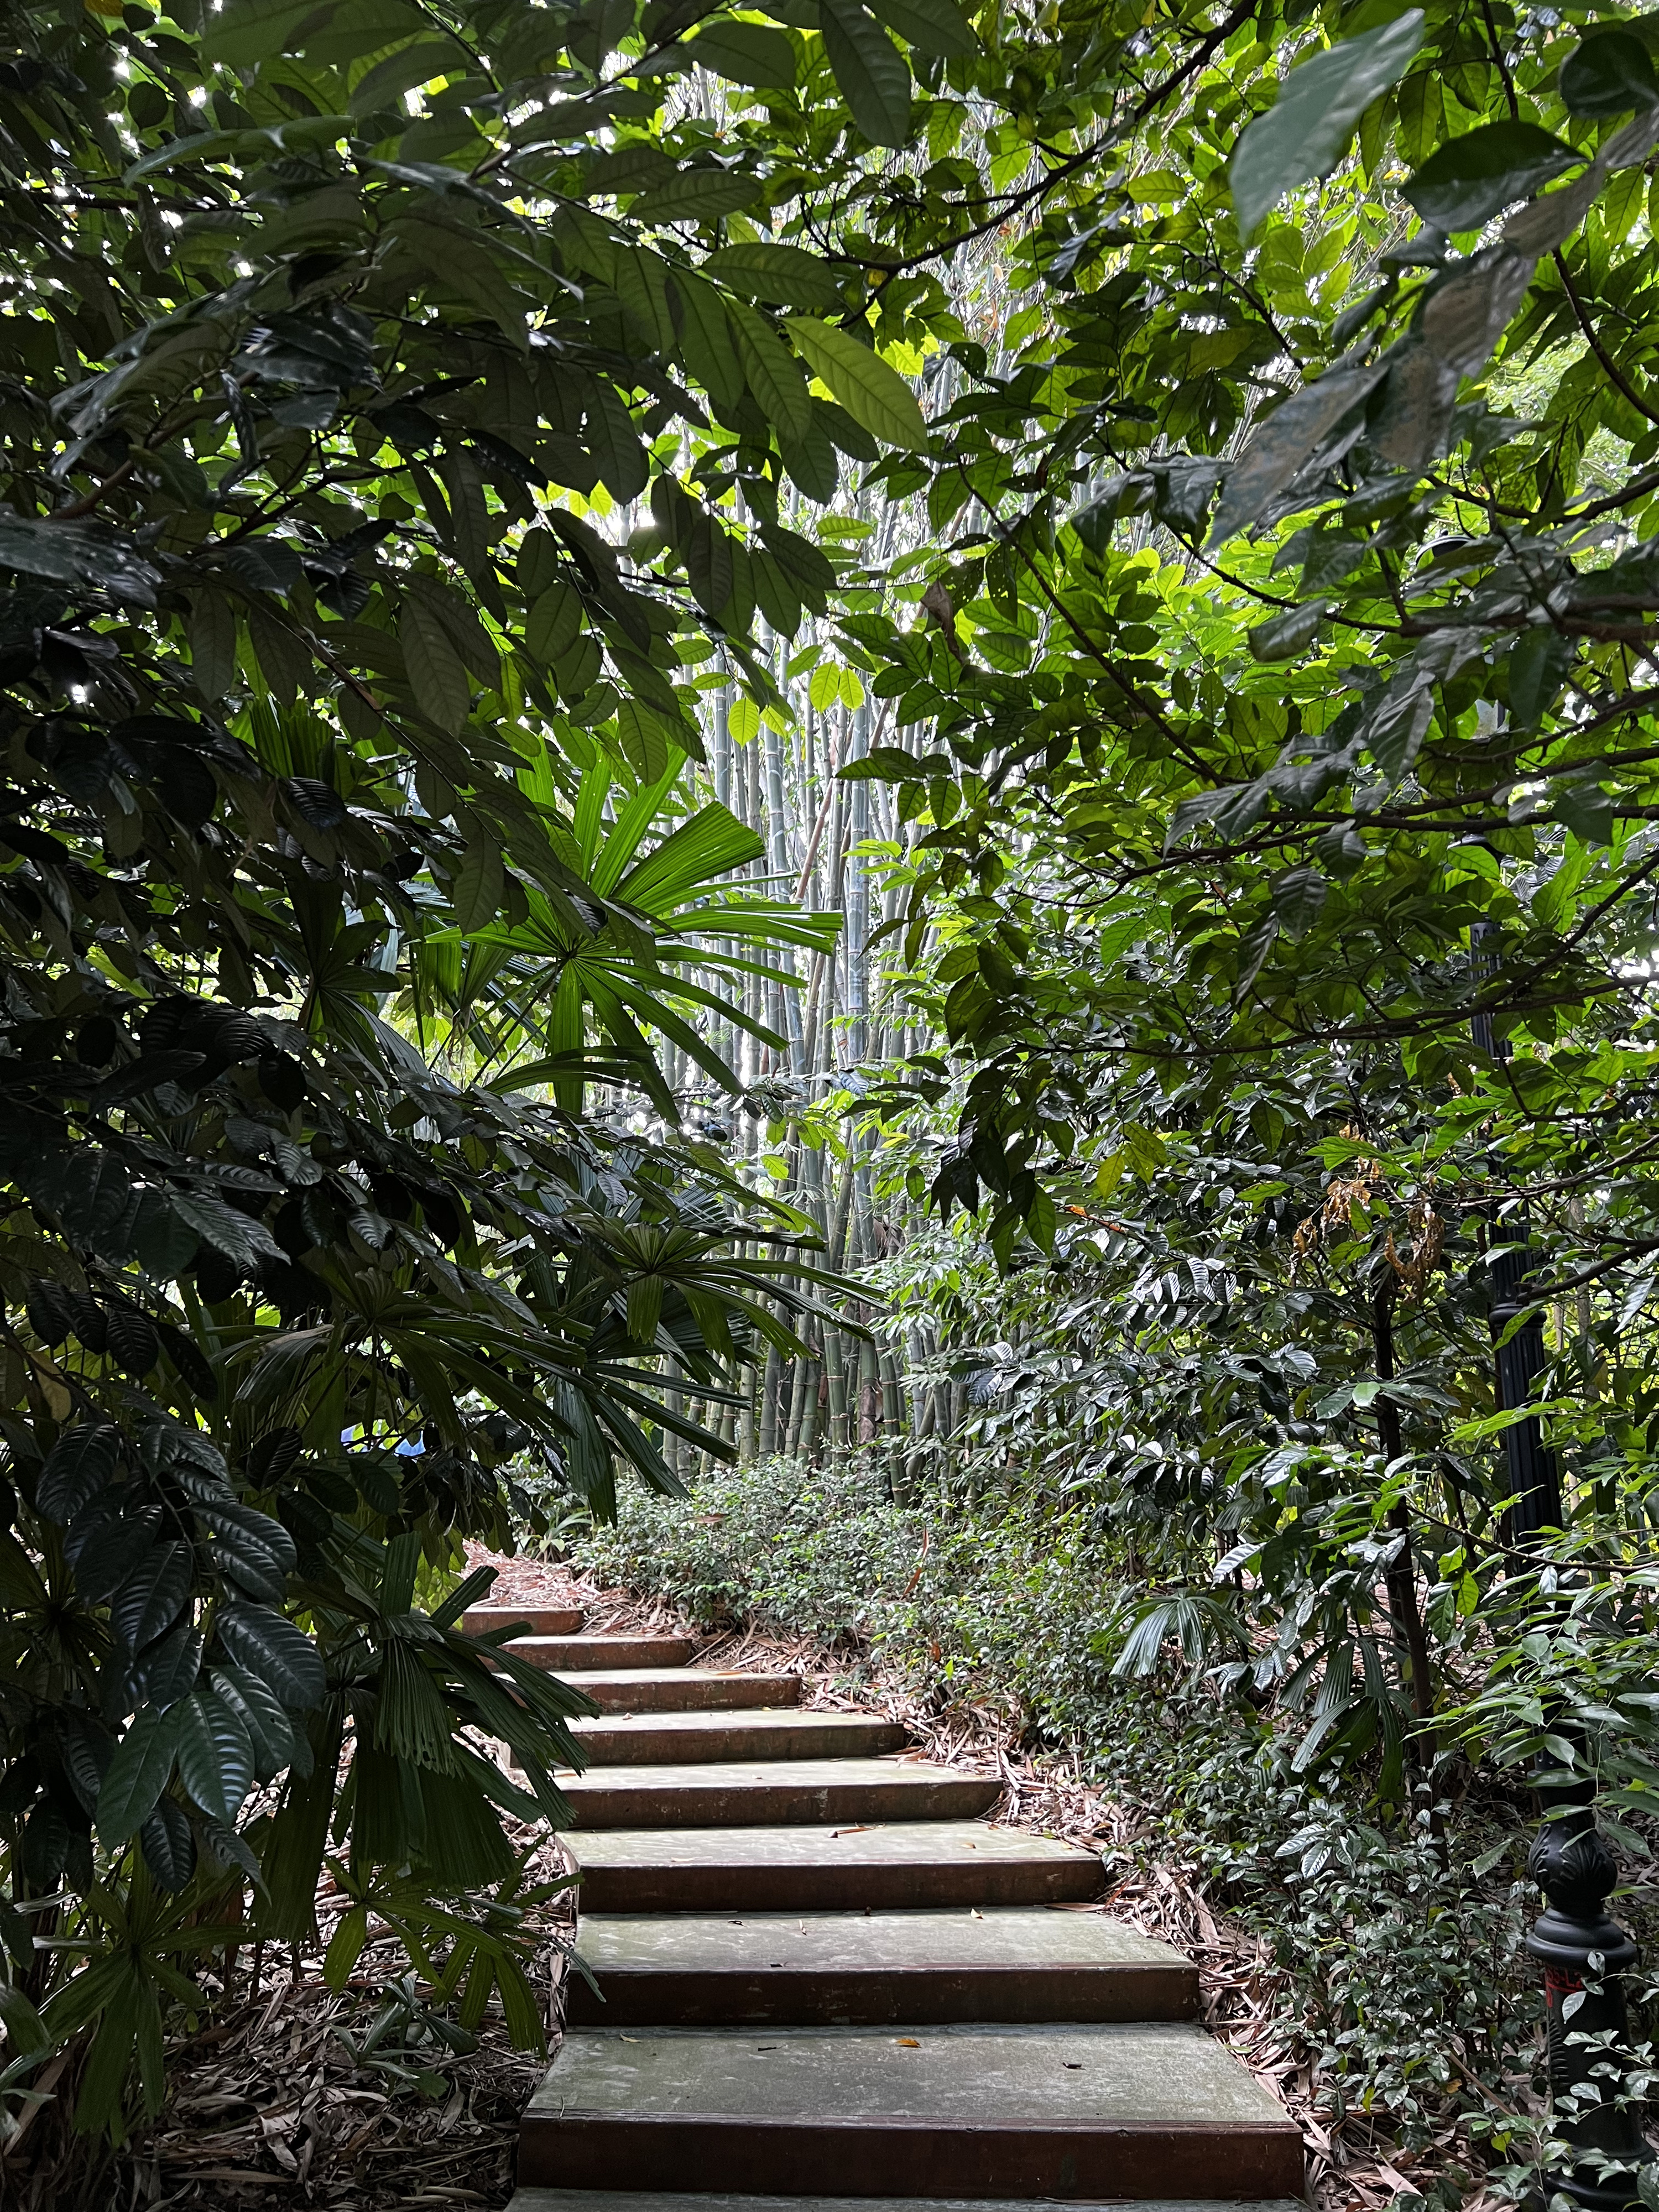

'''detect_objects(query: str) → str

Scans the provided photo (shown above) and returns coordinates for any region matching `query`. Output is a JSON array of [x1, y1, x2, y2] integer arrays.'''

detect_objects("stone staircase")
[[462, 1597, 1305, 2212]]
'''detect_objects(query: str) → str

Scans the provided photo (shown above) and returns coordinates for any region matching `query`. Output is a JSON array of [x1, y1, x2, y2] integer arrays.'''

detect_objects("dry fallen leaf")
[[894, 2038, 920, 2048]]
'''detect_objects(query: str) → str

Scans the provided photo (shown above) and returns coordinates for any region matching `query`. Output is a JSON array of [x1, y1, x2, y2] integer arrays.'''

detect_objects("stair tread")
[[463, 1604, 583, 1636], [531, 2022, 1294, 2130], [566, 1819, 1101, 1911], [559, 1759, 1002, 1828], [566, 1671, 803, 1715], [574, 1908, 1186, 1975], [570, 1710, 904, 1762], [503, 1635, 695, 1671], [572, 1708, 883, 1736], [569, 1822, 1095, 1872], [510, 2193, 1305, 2212]]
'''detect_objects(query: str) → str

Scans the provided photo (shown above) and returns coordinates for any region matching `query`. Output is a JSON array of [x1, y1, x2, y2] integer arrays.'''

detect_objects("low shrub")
[[575, 1452, 1543, 2175]]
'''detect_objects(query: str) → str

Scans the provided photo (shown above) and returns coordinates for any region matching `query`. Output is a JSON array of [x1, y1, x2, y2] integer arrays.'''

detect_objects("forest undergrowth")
[[573, 1452, 1653, 2212]]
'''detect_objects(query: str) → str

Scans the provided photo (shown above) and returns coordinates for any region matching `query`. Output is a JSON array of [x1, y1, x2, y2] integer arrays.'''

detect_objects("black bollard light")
[[1472, 921, 1647, 2205]]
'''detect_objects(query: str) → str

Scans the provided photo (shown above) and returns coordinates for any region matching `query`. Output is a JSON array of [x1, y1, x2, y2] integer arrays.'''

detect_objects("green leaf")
[[1510, 627, 1574, 731], [37, 1421, 119, 1525], [727, 300, 815, 445], [215, 1604, 325, 1712], [809, 660, 844, 712], [109, 1542, 191, 1653], [173, 1192, 284, 1271], [200, 0, 336, 65], [616, 699, 672, 784], [1562, 30, 1659, 120], [584, 378, 650, 501], [98, 1704, 181, 1845], [676, 272, 747, 411], [1404, 122, 1579, 233], [185, 592, 237, 703], [1230, 11, 1425, 242], [1209, 355, 1390, 544], [865, 0, 977, 57], [454, 829, 506, 933], [131, 1191, 201, 1279], [401, 599, 472, 733], [1248, 601, 1326, 662], [348, 39, 467, 116], [175, 1688, 254, 1827], [324, 1905, 369, 1991], [689, 20, 799, 86], [633, 168, 762, 222], [819, 0, 912, 147], [526, 581, 584, 664], [0, 1983, 49, 2064], [1270, 863, 1328, 941], [202, 1499, 295, 1604], [705, 243, 844, 311], [785, 317, 927, 450]]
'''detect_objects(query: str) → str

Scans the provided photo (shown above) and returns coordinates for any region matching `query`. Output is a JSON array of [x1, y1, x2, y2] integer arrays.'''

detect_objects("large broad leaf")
[[1230, 11, 1425, 241], [1208, 356, 1390, 544], [201, 1500, 295, 1604], [98, 1703, 181, 1844], [172, 1191, 284, 1270], [138, 1797, 196, 1892], [704, 244, 843, 312], [688, 19, 799, 86], [819, 0, 912, 147], [865, 0, 977, 57], [1562, 30, 1659, 119], [400, 599, 471, 733], [215, 1603, 326, 1710], [1405, 122, 1579, 233], [199, 0, 329, 66], [786, 318, 927, 450], [212, 1663, 301, 1777], [109, 1542, 192, 1653], [727, 300, 815, 445], [175, 1688, 255, 1827], [0, 510, 160, 606], [36, 1421, 119, 1525]]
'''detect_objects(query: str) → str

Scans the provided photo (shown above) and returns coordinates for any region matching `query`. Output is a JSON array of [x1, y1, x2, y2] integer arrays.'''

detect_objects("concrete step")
[[572, 1670, 802, 1715], [463, 1603, 583, 1637], [570, 1709, 905, 1767], [497, 1634, 695, 1672], [565, 1908, 1198, 2027], [559, 1759, 1002, 1830], [510, 2194, 1305, 2212], [567, 1822, 1100, 1912], [519, 2023, 1305, 2198]]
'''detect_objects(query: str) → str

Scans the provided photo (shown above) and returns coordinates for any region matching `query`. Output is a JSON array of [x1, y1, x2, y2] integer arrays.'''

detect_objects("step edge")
[[527, 2113, 1301, 2135]]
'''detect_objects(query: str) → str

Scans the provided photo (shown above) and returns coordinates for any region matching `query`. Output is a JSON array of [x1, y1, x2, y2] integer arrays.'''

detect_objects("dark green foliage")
[[0, 0, 955, 2146]]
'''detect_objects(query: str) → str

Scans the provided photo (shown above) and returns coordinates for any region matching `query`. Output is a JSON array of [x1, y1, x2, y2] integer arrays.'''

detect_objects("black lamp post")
[[1471, 923, 1647, 2205]]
